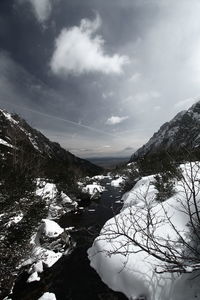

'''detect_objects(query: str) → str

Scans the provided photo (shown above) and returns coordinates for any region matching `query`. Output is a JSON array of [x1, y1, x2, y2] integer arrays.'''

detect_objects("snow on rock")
[[41, 219, 64, 238], [0, 109, 18, 125], [88, 163, 200, 300], [61, 192, 78, 209], [36, 180, 77, 218], [27, 271, 40, 283], [6, 212, 23, 228], [36, 181, 57, 200], [31, 246, 62, 268], [38, 292, 56, 300], [23, 219, 71, 283], [110, 176, 124, 187], [61, 192, 72, 204], [83, 183, 105, 195], [0, 138, 14, 148], [92, 175, 106, 180]]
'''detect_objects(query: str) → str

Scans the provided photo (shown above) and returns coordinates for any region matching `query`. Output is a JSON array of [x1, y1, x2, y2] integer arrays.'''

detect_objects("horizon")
[[1, 1, 200, 157]]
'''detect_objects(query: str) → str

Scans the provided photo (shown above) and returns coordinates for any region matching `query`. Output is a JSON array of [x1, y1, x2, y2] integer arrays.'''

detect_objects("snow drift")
[[88, 163, 200, 300]]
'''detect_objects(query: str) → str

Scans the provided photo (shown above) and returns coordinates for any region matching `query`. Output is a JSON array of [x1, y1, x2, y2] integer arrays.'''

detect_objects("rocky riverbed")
[[8, 177, 128, 300]]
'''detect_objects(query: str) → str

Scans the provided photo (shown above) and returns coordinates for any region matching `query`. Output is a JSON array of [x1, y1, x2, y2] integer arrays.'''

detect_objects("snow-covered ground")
[[22, 219, 72, 283], [36, 179, 78, 218], [19, 180, 78, 283], [38, 292, 56, 300], [88, 163, 200, 300], [83, 183, 105, 196], [78, 174, 109, 199], [110, 176, 124, 187]]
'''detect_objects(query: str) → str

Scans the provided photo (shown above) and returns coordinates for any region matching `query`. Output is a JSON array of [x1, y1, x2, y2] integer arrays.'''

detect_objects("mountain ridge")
[[130, 101, 200, 163], [0, 108, 102, 180]]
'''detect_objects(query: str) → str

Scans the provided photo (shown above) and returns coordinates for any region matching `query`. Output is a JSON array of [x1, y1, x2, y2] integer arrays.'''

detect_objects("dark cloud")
[[124, 147, 134, 151]]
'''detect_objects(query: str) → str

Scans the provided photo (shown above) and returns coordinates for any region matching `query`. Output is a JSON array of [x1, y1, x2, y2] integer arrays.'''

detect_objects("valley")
[[2, 102, 200, 300]]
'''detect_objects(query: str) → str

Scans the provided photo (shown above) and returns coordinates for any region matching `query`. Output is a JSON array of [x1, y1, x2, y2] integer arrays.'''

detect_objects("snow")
[[61, 192, 72, 204], [22, 218, 71, 283], [41, 219, 64, 238], [36, 181, 57, 200], [1, 110, 18, 125], [88, 163, 200, 300], [0, 138, 14, 148], [28, 135, 40, 151], [92, 175, 106, 180], [32, 246, 62, 268], [36, 180, 77, 218], [27, 271, 40, 283], [38, 292, 56, 300], [110, 176, 124, 187], [6, 213, 23, 228], [83, 183, 105, 195], [169, 271, 200, 300]]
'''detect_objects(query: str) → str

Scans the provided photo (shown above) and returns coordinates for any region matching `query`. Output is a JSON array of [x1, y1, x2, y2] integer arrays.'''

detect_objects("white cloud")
[[21, 0, 56, 23], [106, 115, 129, 125], [50, 14, 129, 76]]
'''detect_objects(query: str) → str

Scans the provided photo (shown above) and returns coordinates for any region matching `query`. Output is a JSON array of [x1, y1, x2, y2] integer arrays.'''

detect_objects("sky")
[[1, 0, 200, 158]]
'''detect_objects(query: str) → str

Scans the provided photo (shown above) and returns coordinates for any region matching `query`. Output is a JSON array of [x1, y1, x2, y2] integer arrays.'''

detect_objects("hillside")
[[0, 108, 102, 182], [130, 101, 200, 171], [0, 108, 103, 298]]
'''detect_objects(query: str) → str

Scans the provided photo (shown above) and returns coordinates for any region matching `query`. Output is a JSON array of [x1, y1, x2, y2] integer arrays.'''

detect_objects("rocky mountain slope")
[[0, 108, 102, 181], [130, 101, 200, 164], [0, 108, 103, 298]]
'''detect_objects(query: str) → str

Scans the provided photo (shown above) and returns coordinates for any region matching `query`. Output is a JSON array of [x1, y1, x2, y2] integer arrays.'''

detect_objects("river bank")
[[9, 178, 128, 300]]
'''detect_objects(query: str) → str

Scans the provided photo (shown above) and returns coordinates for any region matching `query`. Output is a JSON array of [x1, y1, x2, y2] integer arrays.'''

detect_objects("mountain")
[[87, 156, 129, 169], [130, 101, 200, 166], [0, 108, 102, 181], [0, 108, 104, 298]]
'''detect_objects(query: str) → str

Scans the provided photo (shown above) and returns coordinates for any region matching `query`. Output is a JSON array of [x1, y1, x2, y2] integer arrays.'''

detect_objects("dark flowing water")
[[11, 179, 128, 300]]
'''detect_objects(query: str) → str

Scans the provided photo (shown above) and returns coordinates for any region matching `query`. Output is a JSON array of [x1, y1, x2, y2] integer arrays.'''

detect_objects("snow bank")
[[88, 163, 200, 300], [83, 183, 105, 195], [41, 219, 64, 237], [110, 176, 124, 187], [31, 246, 62, 268], [23, 219, 71, 283], [36, 180, 77, 218], [38, 292, 56, 300], [27, 271, 40, 283], [36, 181, 57, 200]]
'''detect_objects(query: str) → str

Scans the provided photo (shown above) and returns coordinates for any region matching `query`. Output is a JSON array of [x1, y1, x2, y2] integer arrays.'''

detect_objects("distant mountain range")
[[0, 108, 102, 181], [87, 156, 129, 169], [130, 101, 200, 164]]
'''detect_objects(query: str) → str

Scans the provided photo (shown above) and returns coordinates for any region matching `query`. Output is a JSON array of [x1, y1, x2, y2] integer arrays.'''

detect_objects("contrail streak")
[[0, 101, 117, 137]]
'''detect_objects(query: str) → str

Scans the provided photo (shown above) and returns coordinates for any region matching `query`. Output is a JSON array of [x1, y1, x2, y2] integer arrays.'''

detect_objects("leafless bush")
[[96, 161, 200, 274]]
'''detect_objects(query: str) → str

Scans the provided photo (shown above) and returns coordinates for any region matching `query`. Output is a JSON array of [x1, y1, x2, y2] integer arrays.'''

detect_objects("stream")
[[11, 178, 128, 300]]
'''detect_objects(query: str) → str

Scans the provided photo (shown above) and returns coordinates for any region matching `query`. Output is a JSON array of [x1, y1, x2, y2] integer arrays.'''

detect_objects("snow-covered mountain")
[[0, 108, 102, 178], [130, 101, 200, 162]]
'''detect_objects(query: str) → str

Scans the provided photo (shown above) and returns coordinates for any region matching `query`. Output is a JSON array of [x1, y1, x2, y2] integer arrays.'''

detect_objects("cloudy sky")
[[1, 0, 200, 158]]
